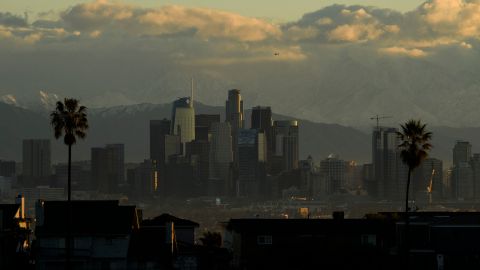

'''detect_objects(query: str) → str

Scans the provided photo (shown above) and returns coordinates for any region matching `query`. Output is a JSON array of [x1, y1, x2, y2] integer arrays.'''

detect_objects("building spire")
[[190, 77, 194, 108]]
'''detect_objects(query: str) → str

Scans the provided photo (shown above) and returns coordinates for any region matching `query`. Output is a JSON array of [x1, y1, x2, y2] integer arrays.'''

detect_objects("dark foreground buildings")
[[3, 195, 480, 269], [33, 200, 228, 270], [225, 211, 480, 270]]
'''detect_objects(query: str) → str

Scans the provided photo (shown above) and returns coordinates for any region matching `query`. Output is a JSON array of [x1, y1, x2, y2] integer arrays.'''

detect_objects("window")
[[361, 234, 376, 246], [257, 235, 273, 245]]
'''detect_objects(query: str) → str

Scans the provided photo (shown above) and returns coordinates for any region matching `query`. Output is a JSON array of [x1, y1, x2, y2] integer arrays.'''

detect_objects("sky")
[[4, 0, 423, 21], [2, 0, 480, 127]]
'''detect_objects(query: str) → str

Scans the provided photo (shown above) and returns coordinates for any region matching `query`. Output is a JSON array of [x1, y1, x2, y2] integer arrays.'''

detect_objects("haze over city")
[[2, 1, 480, 269]]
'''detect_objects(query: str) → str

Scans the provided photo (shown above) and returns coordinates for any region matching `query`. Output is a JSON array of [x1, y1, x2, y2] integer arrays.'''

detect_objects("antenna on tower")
[[190, 77, 194, 108]]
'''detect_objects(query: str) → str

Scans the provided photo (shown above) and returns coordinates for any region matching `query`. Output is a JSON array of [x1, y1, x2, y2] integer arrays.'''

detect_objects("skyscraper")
[[251, 106, 272, 131], [171, 97, 195, 153], [251, 106, 274, 164], [226, 89, 244, 163], [412, 158, 443, 204], [209, 122, 233, 195], [91, 144, 125, 193], [320, 155, 347, 194], [127, 159, 157, 199], [273, 120, 299, 172], [453, 141, 472, 165], [237, 129, 266, 197], [195, 114, 220, 141], [0, 160, 16, 177], [226, 89, 244, 133], [22, 139, 51, 187], [372, 127, 405, 200], [452, 141, 473, 200], [471, 154, 480, 200], [150, 119, 171, 165]]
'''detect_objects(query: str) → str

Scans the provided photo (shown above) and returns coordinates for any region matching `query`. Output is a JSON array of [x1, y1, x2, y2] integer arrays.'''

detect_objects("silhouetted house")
[[35, 200, 140, 270], [128, 213, 200, 269], [225, 217, 397, 270], [0, 203, 31, 269], [389, 211, 480, 269]]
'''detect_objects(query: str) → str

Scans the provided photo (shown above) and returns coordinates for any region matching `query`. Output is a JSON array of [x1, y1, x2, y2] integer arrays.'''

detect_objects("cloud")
[[0, 12, 27, 27], [379, 46, 428, 57], [418, 0, 480, 38], [328, 23, 384, 42], [60, 1, 281, 42], [284, 25, 318, 41]]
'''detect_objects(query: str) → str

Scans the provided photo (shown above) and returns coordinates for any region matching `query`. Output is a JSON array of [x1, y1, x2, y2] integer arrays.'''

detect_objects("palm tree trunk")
[[404, 167, 412, 267], [66, 144, 72, 270]]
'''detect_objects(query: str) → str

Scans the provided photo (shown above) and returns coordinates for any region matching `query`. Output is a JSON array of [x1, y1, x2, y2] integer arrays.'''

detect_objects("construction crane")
[[427, 169, 435, 205], [370, 115, 393, 129]]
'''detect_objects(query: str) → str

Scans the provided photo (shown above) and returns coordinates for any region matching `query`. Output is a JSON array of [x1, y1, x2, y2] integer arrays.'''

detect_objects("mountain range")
[[1, 96, 480, 166]]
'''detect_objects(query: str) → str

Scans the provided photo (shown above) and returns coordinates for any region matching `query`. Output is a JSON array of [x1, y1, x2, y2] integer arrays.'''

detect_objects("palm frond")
[[50, 98, 89, 146]]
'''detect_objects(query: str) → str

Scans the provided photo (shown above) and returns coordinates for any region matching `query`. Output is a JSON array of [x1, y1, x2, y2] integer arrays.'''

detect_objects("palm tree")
[[397, 119, 432, 261], [50, 98, 88, 269]]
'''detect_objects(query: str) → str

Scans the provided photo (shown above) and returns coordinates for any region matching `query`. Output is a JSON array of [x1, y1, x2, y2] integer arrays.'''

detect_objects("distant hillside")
[[0, 101, 478, 166]]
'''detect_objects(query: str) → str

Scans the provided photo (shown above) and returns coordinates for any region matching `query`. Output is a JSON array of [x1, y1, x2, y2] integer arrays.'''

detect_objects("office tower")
[[237, 129, 266, 197], [363, 163, 374, 195], [372, 127, 404, 200], [22, 139, 51, 187], [195, 114, 221, 130], [164, 135, 181, 164], [91, 147, 107, 190], [452, 141, 473, 200], [186, 140, 210, 183], [0, 160, 16, 177], [472, 154, 480, 199], [53, 162, 90, 190], [273, 120, 299, 172], [299, 156, 316, 198], [453, 141, 472, 165], [251, 106, 274, 164], [127, 160, 157, 199], [412, 158, 443, 204], [150, 119, 171, 165], [195, 114, 220, 141], [320, 155, 347, 194], [171, 97, 195, 153], [226, 89, 244, 163], [226, 89, 244, 133], [91, 144, 125, 194], [209, 122, 233, 195]]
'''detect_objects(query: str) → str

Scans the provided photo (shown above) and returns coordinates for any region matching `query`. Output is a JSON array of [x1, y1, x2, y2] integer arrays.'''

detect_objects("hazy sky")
[[2, 0, 480, 127], [5, 0, 423, 21]]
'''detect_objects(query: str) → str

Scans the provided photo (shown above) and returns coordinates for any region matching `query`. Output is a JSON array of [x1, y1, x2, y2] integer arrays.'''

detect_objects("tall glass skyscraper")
[[273, 120, 299, 171], [171, 97, 195, 153], [226, 89, 244, 163]]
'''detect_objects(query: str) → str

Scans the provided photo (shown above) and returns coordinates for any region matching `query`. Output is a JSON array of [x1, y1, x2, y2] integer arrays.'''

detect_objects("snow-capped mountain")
[[0, 90, 60, 113]]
